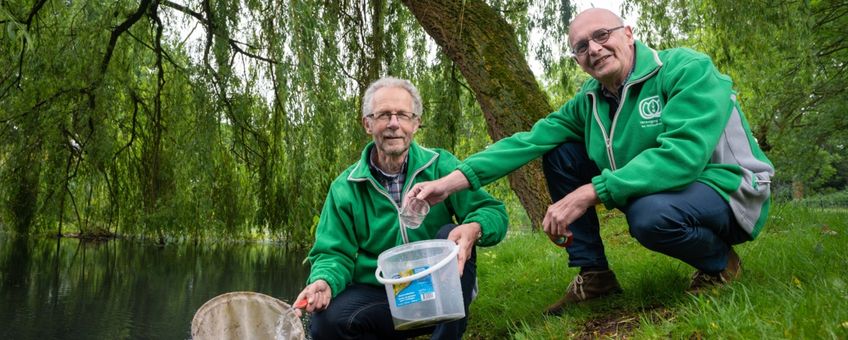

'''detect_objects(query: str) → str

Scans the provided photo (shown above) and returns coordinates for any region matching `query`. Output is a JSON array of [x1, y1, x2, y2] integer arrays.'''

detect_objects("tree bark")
[[402, 0, 551, 228]]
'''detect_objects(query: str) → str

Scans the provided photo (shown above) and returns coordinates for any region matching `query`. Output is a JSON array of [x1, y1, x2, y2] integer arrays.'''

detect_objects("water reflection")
[[0, 233, 310, 339]]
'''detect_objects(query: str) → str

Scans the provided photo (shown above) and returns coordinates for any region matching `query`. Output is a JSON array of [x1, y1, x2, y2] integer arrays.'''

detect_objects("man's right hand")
[[542, 183, 599, 240], [406, 170, 471, 206], [293, 279, 332, 317]]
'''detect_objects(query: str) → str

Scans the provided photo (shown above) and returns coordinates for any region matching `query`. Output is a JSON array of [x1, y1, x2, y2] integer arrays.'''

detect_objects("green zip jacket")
[[457, 40, 774, 238], [307, 142, 508, 297]]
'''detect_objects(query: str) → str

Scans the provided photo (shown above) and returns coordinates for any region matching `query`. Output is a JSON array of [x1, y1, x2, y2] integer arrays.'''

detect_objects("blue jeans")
[[309, 224, 477, 340], [542, 143, 751, 274]]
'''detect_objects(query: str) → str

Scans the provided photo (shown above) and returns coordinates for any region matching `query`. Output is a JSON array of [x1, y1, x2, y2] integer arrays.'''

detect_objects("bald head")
[[566, 8, 635, 90], [568, 9, 625, 47]]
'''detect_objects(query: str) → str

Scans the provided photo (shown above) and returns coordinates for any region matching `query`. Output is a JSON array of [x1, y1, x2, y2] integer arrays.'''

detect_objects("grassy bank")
[[466, 203, 848, 339]]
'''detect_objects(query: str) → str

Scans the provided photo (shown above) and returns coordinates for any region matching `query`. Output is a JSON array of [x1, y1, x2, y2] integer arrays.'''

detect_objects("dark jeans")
[[542, 143, 751, 274], [309, 224, 477, 340]]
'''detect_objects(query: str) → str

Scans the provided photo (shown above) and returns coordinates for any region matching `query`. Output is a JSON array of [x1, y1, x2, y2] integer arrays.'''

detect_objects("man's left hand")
[[447, 222, 481, 275]]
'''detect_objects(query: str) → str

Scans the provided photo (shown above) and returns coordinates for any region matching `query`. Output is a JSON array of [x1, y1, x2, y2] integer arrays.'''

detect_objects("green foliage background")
[[0, 0, 844, 244], [626, 0, 848, 195]]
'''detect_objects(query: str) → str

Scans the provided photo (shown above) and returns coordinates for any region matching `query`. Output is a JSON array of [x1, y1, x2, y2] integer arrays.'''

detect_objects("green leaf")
[[6, 21, 15, 40], [23, 31, 32, 51]]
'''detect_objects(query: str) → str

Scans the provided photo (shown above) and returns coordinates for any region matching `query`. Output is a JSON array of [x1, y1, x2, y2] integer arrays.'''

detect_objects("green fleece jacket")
[[457, 40, 774, 238], [307, 142, 508, 297]]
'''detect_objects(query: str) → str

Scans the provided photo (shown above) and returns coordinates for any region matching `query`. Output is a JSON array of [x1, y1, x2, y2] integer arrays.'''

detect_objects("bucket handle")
[[374, 243, 459, 285]]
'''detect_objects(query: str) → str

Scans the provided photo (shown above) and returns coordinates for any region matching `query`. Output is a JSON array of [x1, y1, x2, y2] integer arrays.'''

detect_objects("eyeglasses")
[[367, 111, 418, 123], [570, 26, 624, 56]]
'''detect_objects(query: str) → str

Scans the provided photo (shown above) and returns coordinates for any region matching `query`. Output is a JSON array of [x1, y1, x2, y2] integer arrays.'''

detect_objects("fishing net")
[[191, 291, 304, 340]]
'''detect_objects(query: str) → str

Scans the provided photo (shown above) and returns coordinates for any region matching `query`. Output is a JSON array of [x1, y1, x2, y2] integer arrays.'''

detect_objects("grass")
[[465, 203, 848, 339]]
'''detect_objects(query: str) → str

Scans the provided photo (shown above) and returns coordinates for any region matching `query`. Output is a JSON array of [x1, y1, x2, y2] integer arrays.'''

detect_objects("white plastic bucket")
[[375, 239, 465, 330]]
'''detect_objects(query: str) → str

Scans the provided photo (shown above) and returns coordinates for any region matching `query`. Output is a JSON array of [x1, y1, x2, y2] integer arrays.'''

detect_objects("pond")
[[0, 233, 311, 339]]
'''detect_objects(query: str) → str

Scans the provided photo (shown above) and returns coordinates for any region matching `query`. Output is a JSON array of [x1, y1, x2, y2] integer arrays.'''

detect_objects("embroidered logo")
[[639, 96, 662, 120]]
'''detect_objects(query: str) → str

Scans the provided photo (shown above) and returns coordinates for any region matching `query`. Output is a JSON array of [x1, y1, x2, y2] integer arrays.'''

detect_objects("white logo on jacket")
[[638, 96, 663, 128], [639, 96, 662, 119]]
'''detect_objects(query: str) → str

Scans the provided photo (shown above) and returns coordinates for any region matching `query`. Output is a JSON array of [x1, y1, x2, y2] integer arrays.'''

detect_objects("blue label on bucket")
[[392, 266, 435, 307]]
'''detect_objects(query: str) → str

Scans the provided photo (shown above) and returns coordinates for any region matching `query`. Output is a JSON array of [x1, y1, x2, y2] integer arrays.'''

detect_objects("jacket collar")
[[348, 141, 439, 182], [582, 40, 663, 93]]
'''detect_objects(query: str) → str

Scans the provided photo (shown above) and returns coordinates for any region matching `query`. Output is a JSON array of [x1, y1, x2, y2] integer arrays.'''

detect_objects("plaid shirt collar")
[[600, 52, 636, 119], [368, 147, 408, 207]]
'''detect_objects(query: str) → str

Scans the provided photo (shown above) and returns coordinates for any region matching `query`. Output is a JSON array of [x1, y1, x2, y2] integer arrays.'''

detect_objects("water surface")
[[0, 233, 310, 339]]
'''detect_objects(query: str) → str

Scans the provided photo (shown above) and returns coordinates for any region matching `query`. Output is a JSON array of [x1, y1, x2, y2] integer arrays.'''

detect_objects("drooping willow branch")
[[0, 0, 48, 101], [161, 0, 279, 64], [101, 0, 154, 75]]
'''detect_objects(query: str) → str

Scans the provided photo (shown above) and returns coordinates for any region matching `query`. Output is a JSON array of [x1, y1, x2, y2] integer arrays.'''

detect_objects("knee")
[[542, 143, 581, 172], [310, 301, 362, 340], [435, 224, 457, 239], [309, 309, 339, 339], [627, 220, 662, 250], [626, 198, 679, 250], [542, 144, 599, 187], [542, 148, 557, 171]]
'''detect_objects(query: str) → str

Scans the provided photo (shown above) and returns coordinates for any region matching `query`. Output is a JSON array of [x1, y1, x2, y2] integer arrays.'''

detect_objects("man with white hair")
[[408, 8, 774, 315], [294, 77, 508, 338]]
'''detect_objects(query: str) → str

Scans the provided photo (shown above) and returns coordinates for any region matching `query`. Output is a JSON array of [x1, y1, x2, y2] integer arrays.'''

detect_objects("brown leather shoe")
[[688, 248, 742, 293], [544, 269, 623, 316]]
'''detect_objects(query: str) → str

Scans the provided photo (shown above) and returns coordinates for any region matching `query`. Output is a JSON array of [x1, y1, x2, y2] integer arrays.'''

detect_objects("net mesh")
[[191, 291, 305, 340]]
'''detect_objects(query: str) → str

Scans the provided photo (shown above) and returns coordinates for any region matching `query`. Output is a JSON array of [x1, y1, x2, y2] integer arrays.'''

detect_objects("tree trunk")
[[402, 0, 551, 228]]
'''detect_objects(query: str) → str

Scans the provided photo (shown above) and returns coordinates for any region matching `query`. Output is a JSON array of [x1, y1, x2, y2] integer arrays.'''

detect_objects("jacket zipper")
[[396, 153, 439, 244], [360, 151, 439, 244], [590, 66, 662, 171], [363, 177, 407, 242], [589, 93, 618, 170]]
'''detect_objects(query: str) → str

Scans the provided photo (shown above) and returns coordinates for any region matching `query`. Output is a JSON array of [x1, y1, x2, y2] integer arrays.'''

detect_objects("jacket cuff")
[[591, 175, 616, 210], [456, 163, 482, 191]]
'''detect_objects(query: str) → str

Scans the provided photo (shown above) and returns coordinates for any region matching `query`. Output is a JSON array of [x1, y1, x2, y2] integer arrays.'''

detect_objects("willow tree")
[[1, 0, 576, 241], [401, 0, 564, 228]]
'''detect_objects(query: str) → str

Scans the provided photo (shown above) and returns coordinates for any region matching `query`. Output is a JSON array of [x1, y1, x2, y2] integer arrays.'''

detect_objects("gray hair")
[[361, 77, 423, 118]]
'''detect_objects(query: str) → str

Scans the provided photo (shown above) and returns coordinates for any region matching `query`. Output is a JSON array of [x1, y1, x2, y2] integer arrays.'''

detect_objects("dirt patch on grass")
[[575, 305, 673, 339]]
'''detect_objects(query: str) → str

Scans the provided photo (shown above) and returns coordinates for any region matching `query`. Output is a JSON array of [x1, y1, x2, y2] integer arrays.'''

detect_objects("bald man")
[[407, 8, 774, 315]]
